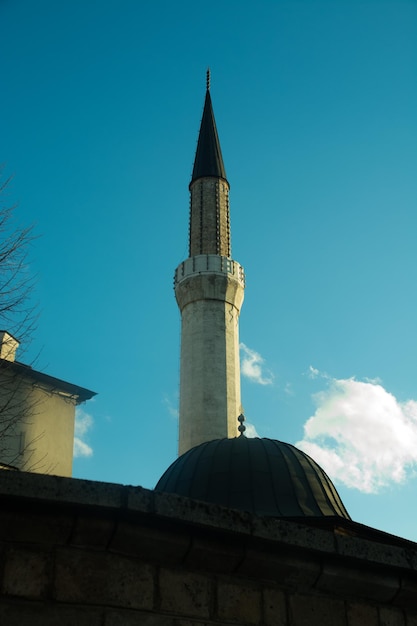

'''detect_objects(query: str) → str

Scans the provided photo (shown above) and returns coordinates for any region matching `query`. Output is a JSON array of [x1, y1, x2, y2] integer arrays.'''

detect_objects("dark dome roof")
[[155, 437, 350, 519]]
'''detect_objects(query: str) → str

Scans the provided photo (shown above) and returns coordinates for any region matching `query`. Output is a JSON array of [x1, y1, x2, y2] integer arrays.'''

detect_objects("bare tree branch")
[[0, 167, 40, 468]]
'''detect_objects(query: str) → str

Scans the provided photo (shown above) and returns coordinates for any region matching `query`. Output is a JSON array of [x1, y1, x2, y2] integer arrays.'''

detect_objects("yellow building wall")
[[0, 369, 76, 476]]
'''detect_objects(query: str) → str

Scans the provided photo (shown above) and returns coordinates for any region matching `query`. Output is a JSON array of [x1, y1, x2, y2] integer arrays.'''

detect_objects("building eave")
[[0, 358, 96, 404]]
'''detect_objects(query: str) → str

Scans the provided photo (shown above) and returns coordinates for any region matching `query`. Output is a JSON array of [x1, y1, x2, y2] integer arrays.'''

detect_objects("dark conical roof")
[[155, 437, 350, 519], [191, 88, 227, 184]]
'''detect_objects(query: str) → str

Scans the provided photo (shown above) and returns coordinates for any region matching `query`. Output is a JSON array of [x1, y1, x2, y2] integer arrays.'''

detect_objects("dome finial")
[[238, 413, 246, 437], [206, 67, 211, 91]]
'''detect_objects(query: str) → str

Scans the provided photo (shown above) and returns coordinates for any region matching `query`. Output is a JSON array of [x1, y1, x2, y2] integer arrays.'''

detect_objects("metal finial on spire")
[[206, 67, 211, 91], [238, 414, 246, 437]]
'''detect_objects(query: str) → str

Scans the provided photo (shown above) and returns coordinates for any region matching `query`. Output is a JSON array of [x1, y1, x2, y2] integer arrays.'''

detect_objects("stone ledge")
[[251, 516, 335, 555], [153, 490, 252, 536], [335, 529, 412, 570], [0, 470, 125, 510], [1, 470, 417, 587]]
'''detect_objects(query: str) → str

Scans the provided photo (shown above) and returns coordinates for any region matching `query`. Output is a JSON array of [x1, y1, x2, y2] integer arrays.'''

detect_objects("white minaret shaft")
[[175, 74, 245, 455]]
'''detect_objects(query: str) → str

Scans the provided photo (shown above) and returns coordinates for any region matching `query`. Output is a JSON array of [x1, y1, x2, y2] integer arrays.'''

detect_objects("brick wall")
[[0, 471, 417, 625]]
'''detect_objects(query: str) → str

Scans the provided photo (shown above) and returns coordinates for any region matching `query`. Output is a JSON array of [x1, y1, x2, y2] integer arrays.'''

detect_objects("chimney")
[[0, 331, 20, 362]]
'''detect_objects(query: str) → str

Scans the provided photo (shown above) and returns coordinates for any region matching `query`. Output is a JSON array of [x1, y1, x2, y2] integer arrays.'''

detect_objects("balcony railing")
[[174, 255, 245, 288]]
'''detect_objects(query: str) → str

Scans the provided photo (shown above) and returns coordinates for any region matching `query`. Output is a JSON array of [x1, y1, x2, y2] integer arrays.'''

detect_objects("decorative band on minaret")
[[175, 74, 245, 456]]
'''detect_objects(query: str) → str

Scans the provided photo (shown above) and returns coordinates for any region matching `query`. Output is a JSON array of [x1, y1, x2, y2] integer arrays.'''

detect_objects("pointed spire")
[[191, 71, 227, 184]]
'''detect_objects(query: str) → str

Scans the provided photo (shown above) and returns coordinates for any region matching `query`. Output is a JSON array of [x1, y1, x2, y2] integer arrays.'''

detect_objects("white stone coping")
[[174, 255, 245, 287]]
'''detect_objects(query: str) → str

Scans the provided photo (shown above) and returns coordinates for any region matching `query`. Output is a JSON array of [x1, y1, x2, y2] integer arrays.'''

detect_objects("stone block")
[[178, 620, 211, 626], [71, 514, 116, 548], [393, 576, 417, 610], [316, 562, 399, 602], [216, 579, 261, 625], [262, 587, 287, 626], [184, 534, 244, 574], [346, 602, 378, 626], [289, 593, 346, 626], [2, 547, 50, 599], [238, 547, 320, 590], [0, 601, 103, 626], [159, 567, 211, 619], [105, 610, 174, 625], [109, 520, 190, 565], [405, 613, 417, 626], [54, 547, 154, 609], [0, 508, 73, 545], [379, 606, 406, 626]]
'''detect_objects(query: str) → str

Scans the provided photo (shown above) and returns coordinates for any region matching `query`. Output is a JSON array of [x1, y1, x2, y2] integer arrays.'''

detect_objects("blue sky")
[[2, 1, 417, 540]]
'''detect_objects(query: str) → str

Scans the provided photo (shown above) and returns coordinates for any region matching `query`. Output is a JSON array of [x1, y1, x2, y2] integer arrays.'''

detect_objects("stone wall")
[[0, 471, 417, 625]]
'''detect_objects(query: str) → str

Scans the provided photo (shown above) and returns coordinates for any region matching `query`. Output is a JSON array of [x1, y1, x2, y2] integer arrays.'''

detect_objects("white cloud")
[[73, 408, 94, 458], [296, 377, 417, 493], [284, 382, 294, 396], [307, 365, 320, 379], [243, 422, 260, 438], [240, 343, 273, 385], [163, 394, 179, 419], [73, 438, 93, 458]]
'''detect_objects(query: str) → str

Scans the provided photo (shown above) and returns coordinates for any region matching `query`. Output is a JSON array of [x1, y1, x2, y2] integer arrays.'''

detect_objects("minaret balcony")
[[174, 254, 245, 288]]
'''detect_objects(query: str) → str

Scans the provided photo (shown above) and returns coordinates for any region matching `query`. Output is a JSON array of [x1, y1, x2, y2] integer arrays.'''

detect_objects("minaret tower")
[[175, 71, 245, 455]]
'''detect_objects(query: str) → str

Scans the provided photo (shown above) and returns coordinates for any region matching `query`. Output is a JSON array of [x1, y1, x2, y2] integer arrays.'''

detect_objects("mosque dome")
[[155, 435, 350, 519]]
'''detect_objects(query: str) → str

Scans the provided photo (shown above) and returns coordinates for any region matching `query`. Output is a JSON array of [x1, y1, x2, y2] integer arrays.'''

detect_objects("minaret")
[[175, 71, 245, 455]]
